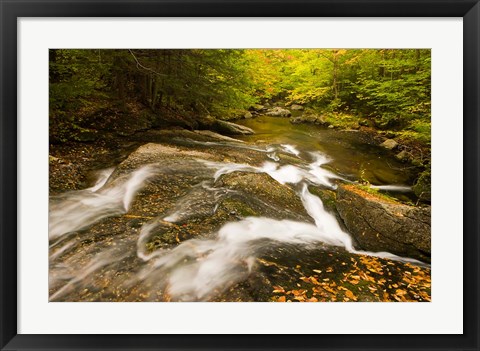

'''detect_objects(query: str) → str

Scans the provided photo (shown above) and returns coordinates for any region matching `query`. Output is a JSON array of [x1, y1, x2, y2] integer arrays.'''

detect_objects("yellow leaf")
[[272, 286, 285, 293], [393, 294, 402, 302], [345, 289, 357, 301], [292, 289, 307, 296]]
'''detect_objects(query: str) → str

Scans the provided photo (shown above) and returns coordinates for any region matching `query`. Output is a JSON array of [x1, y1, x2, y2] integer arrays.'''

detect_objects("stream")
[[49, 117, 429, 302]]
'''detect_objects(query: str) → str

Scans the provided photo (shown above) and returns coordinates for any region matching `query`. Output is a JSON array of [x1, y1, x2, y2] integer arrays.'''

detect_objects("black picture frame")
[[1, 1, 479, 350]]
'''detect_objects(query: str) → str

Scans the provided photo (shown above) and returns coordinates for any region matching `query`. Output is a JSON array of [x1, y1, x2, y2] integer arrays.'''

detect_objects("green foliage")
[[323, 112, 359, 129], [49, 49, 111, 111], [50, 49, 431, 149]]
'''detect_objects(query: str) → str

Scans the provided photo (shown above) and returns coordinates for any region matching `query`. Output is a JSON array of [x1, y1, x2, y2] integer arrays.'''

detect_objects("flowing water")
[[49, 117, 425, 302]]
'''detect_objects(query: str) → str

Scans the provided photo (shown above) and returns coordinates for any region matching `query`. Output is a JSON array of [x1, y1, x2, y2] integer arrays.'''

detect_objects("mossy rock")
[[216, 171, 311, 221], [336, 184, 431, 262], [413, 168, 431, 202], [307, 186, 337, 213]]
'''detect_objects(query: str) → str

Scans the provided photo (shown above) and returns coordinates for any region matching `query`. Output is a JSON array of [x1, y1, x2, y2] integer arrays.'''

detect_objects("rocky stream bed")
[[49, 122, 431, 302]]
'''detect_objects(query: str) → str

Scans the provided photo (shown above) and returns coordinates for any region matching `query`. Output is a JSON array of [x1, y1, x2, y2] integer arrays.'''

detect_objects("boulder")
[[212, 120, 254, 135], [250, 104, 265, 111], [216, 172, 311, 221], [413, 169, 431, 202], [199, 116, 254, 136], [395, 150, 409, 162], [336, 185, 430, 262], [265, 107, 291, 117], [380, 139, 398, 150], [244, 111, 253, 119], [290, 104, 304, 110], [289, 115, 326, 125], [194, 130, 245, 143], [290, 117, 303, 124]]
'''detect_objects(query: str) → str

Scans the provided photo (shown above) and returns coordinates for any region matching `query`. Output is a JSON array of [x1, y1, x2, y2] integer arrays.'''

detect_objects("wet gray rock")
[[213, 120, 254, 135], [199, 116, 254, 135], [194, 130, 245, 143], [216, 172, 311, 221], [290, 104, 304, 110], [250, 104, 265, 111], [380, 139, 398, 150], [336, 185, 430, 262], [290, 115, 326, 125], [395, 150, 409, 162], [265, 107, 292, 117]]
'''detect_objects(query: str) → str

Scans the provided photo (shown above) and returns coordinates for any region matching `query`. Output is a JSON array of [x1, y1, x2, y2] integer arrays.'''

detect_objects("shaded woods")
[[49, 49, 430, 144]]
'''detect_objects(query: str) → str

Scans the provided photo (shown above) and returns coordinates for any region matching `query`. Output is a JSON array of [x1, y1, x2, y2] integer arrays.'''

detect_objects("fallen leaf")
[[345, 289, 357, 301], [272, 286, 285, 293]]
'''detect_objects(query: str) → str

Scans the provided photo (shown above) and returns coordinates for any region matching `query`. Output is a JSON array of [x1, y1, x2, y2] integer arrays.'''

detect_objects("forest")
[[49, 49, 431, 302], [50, 49, 430, 142]]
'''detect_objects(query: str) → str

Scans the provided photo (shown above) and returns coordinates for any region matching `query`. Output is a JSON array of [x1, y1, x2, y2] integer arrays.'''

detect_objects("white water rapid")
[[49, 142, 424, 302]]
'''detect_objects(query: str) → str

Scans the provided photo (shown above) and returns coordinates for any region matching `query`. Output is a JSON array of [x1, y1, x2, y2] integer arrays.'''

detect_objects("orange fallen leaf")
[[272, 286, 285, 293], [291, 289, 307, 296], [345, 289, 357, 301]]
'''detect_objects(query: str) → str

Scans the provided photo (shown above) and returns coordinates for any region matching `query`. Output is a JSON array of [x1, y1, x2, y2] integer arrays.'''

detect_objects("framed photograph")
[[1, 0, 478, 350]]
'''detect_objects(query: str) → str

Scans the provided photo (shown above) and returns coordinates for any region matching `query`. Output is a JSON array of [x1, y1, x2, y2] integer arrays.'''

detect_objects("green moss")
[[413, 167, 431, 202], [355, 185, 402, 204], [324, 112, 360, 129], [220, 198, 258, 217], [308, 186, 337, 213]]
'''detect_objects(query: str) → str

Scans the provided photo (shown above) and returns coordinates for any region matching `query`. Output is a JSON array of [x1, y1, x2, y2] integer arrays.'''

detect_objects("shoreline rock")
[[336, 184, 430, 262], [265, 107, 292, 117]]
